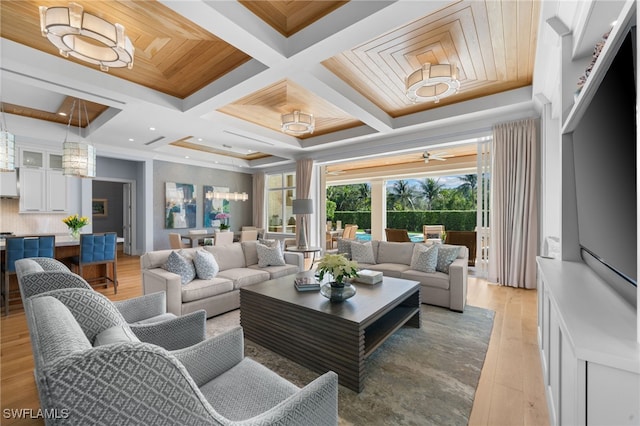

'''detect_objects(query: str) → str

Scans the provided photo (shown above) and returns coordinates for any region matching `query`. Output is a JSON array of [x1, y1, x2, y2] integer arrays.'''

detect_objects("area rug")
[[206, 304, 494, 426]]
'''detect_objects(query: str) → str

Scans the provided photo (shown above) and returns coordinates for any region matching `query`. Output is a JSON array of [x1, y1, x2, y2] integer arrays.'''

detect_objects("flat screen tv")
[[572, 26, 637, 305]]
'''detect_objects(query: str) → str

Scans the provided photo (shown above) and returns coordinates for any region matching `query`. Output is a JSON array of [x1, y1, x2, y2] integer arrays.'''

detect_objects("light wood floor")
[[0, 255, 549, 425]]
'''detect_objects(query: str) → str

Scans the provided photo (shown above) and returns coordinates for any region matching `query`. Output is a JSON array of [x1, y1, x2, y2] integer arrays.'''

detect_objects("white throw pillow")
[[350, 241, 376, 264], [410, 244, 438, 273], [193, 249, 219, 279], [163, 251, 196, 284], [256, 243, 286, 267]]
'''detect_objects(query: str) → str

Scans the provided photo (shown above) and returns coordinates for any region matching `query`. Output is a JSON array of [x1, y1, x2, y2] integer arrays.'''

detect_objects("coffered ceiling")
[[0, 0, 622, 171]]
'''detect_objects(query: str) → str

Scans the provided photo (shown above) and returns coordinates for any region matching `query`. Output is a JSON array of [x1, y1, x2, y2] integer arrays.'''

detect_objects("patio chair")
[[384, 228, 412, 242], [445, 231, 477, 266], [342, 224, 358, 240], [423, 225, 445, 242]]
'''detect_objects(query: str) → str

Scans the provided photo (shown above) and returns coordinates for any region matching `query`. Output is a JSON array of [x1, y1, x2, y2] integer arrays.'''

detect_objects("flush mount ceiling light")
[[281, 110, 315, 135], [62, 99, 96, 178], [406, 63, 460, 103], [39, 2, 134, 72]]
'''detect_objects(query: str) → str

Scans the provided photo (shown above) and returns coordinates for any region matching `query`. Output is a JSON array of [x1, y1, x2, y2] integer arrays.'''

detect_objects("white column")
[[370, 178, 386, 241]]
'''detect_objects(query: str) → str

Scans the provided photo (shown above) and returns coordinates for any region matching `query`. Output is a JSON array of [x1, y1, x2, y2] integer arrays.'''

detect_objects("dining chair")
[[169, 233, 191, 249], [214, 231, 234, 246], [384, 228, 412, 242], [239, 229, 258, 242], [2, 235, 55, 315], [70, 232, 118, 294]]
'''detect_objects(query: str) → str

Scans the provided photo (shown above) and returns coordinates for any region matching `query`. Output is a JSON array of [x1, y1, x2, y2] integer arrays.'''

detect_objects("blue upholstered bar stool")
[[70, 232, 118, 294], [2, 235, 55, 315]]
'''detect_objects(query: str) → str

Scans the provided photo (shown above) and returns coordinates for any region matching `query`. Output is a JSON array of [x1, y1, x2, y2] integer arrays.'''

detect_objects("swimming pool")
[[355, 232, 424, 243]]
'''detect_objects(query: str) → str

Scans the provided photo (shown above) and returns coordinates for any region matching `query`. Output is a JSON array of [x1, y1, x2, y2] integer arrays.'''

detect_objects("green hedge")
[[334, 210, 477, 232]]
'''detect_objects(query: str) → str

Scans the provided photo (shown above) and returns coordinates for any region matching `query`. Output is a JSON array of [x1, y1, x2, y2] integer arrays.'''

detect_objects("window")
[[267, 172, 296, 233]]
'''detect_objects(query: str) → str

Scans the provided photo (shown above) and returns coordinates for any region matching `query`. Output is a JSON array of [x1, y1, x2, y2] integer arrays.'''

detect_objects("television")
[[572, 26, 637, 306]]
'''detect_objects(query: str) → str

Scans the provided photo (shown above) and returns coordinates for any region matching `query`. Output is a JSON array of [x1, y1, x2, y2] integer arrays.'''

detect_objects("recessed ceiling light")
[[247, 149, 254, 153], [611, 20, 618, 26], [149, 127, 156, 131], [197, 138, 203, 142], [58, 112, 67, 116], [128, 138, 134, 142]]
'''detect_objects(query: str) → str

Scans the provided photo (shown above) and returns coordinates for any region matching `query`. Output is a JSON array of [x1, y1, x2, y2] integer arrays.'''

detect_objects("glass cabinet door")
[[21, 150, 44, 168]]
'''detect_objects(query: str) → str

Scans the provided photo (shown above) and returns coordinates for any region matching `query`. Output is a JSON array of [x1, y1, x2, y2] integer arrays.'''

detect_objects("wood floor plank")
[[0, 258, 549, 425]]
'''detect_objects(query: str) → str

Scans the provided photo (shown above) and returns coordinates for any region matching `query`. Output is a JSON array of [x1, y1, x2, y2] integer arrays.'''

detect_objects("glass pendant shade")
[[63, 141, 96, 178], [0, 130, 15, 172]]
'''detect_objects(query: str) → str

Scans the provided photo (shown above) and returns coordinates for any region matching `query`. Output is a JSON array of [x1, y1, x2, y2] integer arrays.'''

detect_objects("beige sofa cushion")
[[181, 278, 234, 303], [205, 244, 246, 270], [376, 241, 414, 265], [360, 263, 410, 278], [248, 264, 298, 279], [241, 241, 259, 266], [218, 268, 270, 289], [401, 270, 450, 290]]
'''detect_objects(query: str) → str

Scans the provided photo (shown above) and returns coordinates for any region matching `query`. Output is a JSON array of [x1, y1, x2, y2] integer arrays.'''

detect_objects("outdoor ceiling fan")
[[422, 151, 453, 163]]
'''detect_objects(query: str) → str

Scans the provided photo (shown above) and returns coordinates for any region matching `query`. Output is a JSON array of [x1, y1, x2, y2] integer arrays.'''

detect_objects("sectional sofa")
[[341, 240, 468, 312], [141, 241, 303, 318]]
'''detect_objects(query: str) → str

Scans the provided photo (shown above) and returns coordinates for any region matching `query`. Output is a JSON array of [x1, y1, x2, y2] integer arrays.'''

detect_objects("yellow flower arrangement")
[[317, 253, 359, 285], [62, 214, 90, 231]]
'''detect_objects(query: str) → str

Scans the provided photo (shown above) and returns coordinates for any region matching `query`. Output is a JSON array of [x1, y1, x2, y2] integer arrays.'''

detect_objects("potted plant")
[[215, 212, 230, 230], [317, 254, 359, 302]]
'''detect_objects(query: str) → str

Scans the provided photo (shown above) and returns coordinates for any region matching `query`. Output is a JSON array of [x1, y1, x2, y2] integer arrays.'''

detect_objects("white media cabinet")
[[537, 258, 639, 425]]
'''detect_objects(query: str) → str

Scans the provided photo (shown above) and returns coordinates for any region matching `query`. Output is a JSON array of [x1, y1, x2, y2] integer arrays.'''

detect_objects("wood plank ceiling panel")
[[169, 138, 271, 161], [239, 1, 348, 37], [0, 0, 251, 99], [1, 99, 109, 128], [322, 0, 540, 118], [218, 80, 363, 139]]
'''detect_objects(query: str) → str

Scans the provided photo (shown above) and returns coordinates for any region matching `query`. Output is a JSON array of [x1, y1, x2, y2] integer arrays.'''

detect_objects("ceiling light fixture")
[[39, 2, 134, 72], [62, 99, 96, 178], [207, 190, 248, 202], [281, 110, 315, 135], [0, 104, 15, 172], [405, 63, 460, 103]]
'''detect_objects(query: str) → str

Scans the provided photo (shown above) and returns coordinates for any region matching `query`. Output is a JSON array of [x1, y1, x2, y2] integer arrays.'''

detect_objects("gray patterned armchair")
[[25, 288, 338, 425], [15, 258, 177, 325]]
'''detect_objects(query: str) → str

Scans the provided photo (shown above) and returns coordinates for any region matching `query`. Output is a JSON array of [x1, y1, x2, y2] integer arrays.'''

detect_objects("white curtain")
[[488, 118, 538, 288], [252, 172, 265, 229], [296, 158, 314, 245]]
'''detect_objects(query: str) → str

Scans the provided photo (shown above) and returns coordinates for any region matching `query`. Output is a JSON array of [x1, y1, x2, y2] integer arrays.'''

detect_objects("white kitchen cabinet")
[[19, 167, 46, 212], [18, 147, 68, 213]]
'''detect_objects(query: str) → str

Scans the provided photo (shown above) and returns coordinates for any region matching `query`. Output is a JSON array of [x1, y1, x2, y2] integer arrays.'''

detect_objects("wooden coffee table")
[[240, 275, 421, 392]]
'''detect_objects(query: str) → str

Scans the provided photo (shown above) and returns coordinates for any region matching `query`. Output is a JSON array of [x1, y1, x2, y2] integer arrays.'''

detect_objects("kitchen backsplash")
[[0, 199, 69, 235]]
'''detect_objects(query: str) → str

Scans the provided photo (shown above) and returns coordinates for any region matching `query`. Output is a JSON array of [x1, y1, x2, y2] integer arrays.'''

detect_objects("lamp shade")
[[292, 199, 313, 215]]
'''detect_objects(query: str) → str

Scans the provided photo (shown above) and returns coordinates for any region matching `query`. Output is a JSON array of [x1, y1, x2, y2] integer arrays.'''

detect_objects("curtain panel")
[[489, 118, 539, 288], [296, 159, 314, 245], [252, 172, 265, 229]]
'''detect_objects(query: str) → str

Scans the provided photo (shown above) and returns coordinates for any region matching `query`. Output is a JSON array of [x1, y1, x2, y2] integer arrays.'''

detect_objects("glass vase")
[[69, 228, 80, 240], [320, 281, 356, 303]]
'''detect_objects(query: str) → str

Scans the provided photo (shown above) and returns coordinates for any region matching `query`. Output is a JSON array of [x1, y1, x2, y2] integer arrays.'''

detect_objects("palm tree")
[[457, 174, 477, 204], [388, 180, 416, 210], [417, 178, 443, 210]]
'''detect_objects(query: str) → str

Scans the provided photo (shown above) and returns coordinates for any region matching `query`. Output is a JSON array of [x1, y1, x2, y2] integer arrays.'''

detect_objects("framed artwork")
[[165, 182, 197, 229], [92, 199, 108, 217], [203, 185, 230, 228]]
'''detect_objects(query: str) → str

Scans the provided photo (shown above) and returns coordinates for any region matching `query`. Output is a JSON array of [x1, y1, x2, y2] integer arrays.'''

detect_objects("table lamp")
[[292, 199, 313, 249]]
